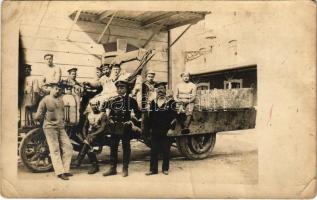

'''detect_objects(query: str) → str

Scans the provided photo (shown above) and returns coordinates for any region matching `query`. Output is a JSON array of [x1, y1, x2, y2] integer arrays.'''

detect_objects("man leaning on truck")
[[34, 83, 73, 181]]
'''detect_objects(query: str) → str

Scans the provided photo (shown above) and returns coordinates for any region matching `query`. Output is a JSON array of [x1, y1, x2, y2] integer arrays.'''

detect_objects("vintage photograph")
[[1, 1, 315, 198], [17, 3, 258, 183]]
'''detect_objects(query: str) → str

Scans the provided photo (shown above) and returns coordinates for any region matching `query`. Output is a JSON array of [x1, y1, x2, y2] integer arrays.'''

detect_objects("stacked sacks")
[[195, 88, 255, 111]]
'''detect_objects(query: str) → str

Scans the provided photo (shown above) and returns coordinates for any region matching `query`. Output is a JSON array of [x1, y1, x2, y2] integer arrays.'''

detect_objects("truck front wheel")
[[19, 128, 53, 172], [176, 133, 216, 159]]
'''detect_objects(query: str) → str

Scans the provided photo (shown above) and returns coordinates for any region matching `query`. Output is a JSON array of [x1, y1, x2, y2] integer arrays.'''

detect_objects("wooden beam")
[[66, 10, 81, 40], [169, 24, 192, 48], [97, 10, 115, 22], [167, 30, 172, 89], [97, 11, 117, 44], [142, 23, 164, 48], [141, 12, 178, 27], [167, 17, 203, 30]]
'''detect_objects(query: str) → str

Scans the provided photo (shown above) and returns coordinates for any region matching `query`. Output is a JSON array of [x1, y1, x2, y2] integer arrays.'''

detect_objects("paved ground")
[[18, 129, 258, 185]]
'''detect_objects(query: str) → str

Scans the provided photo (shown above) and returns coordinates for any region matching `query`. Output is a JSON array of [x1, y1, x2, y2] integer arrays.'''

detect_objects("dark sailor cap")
[[154, 82, 167, 88], [24, 64, 32, 69], [67, 67, 78, 73], [100, 63, 111, 69], [114, 80, 130, 87], [44, 82, 62, 88]]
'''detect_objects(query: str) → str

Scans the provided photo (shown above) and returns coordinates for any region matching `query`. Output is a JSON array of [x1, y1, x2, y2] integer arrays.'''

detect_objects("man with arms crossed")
[[146, 82, 177, 176]]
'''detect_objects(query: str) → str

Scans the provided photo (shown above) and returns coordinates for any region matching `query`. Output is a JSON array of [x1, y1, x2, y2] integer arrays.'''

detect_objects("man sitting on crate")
[[174, 71, 197, 134], [102, 80, 141, 177], [34, 83, 73, 181], [84, 62, 130, 110], [73, 100, 111, 174]]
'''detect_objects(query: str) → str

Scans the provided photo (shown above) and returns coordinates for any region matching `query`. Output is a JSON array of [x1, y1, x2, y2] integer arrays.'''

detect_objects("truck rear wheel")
[[176, 133, 216, 159], [19, 128, 53, 172]]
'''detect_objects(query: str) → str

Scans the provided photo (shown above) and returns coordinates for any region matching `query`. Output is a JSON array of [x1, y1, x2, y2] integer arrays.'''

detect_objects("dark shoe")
[[162, 170, 169, 175], [88, 164, 99, 174], [64, 173, 73, 177], [145, 171, 158, 176], [73, 144, 90, 167], [57, 174, 69, 180], [181, 128, 190, 134], [102, 168, 117, 176], [122, 168, 128, 177]]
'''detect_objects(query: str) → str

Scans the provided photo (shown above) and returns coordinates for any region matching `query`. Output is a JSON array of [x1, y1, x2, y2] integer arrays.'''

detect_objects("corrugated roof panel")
[[71, 10, 210, 30]]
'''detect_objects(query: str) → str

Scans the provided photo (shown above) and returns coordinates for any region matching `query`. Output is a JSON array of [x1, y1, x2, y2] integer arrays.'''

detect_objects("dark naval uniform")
[[104, 90, 141, 176], [148, 98, 177, 174]]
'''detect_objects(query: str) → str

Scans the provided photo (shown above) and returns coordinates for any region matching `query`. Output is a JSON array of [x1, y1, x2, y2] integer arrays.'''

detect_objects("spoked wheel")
[[176, 133, 216, 160], [19, 128, 53, 172]]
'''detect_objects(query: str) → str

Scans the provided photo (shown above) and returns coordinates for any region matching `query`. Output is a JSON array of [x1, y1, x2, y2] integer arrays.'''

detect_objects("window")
[[224, 79, 243, 89]]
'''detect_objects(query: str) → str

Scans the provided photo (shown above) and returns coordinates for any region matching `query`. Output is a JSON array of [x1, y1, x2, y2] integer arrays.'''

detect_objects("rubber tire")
[[19, 128, 53, 173], [176, 133, 216, 160], [141, 135, 152, 148]]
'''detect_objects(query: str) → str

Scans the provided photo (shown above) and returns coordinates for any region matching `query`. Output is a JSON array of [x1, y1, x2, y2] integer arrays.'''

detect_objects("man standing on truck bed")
[[174, 71, 197, 134], [61, 68, 82, 89], [21, 64, 41, 127], [42, 54, 61, 84], [132, 70, 157, 141], [35, 83, 73, 181], [41, 54, 62, 95]]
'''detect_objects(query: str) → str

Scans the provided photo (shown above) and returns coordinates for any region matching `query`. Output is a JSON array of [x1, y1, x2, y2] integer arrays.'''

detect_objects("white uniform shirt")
[[43, 65, 62, 84]]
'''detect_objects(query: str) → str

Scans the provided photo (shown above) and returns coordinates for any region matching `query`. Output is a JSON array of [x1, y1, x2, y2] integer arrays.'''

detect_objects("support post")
[[169, 24, 192, 48], [66, 10, 81, 40], [142, 23, 164, 48], [167, 30, 172, 89], [97, 11, 117, 44]]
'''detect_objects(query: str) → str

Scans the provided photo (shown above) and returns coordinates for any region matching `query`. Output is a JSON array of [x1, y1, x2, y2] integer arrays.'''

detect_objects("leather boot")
[[102, 167, 117, 176], [73, 144, 90, 167], [88, 163, 99, 174], [122, 167, 128, 177], [87, 152, 99, 174], [181, 115, 192, 135]]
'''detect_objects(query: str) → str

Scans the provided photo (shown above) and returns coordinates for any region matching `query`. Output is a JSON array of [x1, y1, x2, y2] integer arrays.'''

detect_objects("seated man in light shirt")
[[174, 71, 197, 134], [84, 61, 130, 111]]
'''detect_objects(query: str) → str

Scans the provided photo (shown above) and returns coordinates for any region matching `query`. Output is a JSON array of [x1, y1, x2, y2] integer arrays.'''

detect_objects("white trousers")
[[43, 128, 73, 176]]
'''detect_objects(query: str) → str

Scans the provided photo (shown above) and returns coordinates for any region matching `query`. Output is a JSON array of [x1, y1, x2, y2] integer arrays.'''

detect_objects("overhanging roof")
[[70, 10, 210, 31]]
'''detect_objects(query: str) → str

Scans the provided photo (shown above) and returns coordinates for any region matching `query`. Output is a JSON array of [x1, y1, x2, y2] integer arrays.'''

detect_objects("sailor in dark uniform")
[[61, 68, 82, 89], [146, 82, 177, 176], [102, 80, 141, 177]]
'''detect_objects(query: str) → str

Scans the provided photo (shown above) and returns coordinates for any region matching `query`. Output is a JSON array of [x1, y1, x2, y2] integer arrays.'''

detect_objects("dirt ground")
[[18, 129, 258, 186]]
